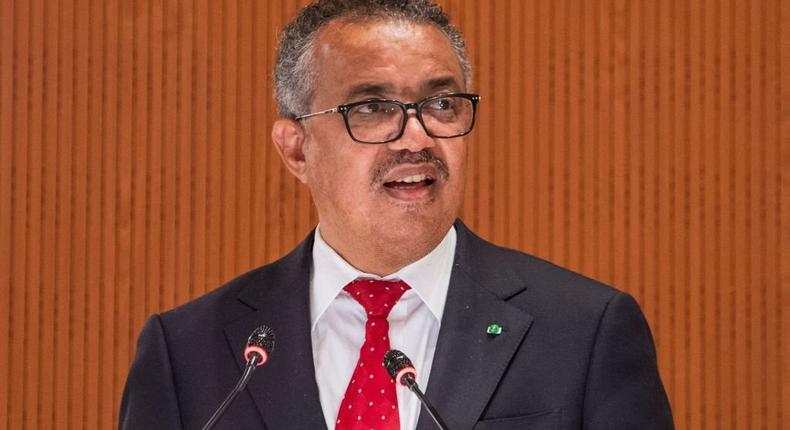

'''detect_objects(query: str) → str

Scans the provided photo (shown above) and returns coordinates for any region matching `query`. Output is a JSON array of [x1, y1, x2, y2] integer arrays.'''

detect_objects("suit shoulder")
[[157, 265, 267, 328], [499, 242, 613, 294], [457, 225, 622, 307], [160, 232, 313, 326], [466, 237, 638, 334]]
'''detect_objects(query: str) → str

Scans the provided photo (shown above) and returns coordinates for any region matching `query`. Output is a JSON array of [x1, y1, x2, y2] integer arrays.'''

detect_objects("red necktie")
[[335, 279, 411, 430]]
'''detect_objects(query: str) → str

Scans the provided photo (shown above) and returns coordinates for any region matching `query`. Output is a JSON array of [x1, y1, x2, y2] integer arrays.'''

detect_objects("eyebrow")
[[345, 83, 396, 101], [343, 76, 463, 102], [421, 76, 461, 92]]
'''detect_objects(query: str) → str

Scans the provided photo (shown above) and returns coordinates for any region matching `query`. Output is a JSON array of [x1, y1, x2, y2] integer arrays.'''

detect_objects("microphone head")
[[244, 325, 275, 366], [383, 349, 417, 387]]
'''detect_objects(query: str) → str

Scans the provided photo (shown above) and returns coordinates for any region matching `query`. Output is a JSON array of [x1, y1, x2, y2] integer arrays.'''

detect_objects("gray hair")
[[274, 0, 472, 119]]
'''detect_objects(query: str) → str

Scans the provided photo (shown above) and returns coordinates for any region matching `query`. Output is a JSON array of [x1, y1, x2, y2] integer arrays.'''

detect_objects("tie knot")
[[344, 279, 411, 318]]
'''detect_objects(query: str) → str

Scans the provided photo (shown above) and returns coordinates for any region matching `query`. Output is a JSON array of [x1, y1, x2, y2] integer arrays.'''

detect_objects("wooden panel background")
[[1, 0, 787, 428]]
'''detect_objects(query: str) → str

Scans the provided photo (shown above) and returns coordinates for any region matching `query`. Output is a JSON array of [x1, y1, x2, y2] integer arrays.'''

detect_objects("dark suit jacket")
[[119, 221, 673, 429]]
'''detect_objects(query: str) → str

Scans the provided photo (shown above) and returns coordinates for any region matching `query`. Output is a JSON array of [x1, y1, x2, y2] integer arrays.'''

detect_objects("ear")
[[271, 118, 309, 184]]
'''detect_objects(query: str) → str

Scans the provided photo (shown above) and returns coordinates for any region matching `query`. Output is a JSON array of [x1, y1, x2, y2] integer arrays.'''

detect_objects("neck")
[[318, 223, 450, 276]]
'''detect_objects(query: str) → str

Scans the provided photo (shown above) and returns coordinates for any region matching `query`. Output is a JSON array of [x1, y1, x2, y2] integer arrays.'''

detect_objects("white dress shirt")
[[310, 226, 456, 430]]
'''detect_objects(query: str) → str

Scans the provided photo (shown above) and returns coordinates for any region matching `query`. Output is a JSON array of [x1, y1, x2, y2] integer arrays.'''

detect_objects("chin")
[[387, 210, 455, 238], [390, 198, 436, 212]]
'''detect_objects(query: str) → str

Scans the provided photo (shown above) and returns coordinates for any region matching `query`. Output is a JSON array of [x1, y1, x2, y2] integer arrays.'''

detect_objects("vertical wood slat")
[[205, 0, 222, 293], [8, 3, 30, 430], [174, 0, 194, 308], [778, 0, 789, 424], [96, 1, 113, 425], [0, 0, 12, 427], [83, 0, 102, 426], [112, 1, 132, 427], [0, 1, 787, 429], [26, 1, 43, 429], [699, 0, 718, 425], [38, 1, 59, 428], [72, 0, 90, 427]]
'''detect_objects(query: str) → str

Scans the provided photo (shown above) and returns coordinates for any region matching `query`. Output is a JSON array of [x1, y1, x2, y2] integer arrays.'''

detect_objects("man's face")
[[279, 19, 469, 273]]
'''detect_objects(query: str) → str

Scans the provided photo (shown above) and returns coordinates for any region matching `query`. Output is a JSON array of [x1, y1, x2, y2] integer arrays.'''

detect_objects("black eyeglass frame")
[[294, 92, 481, 144]]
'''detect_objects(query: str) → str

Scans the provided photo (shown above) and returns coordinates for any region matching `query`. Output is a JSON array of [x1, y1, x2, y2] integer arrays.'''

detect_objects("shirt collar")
[[310, 225, 457, 330]]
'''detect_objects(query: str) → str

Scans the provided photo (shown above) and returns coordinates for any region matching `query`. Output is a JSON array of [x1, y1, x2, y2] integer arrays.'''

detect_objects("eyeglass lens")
[[346, 95, 475, 143]]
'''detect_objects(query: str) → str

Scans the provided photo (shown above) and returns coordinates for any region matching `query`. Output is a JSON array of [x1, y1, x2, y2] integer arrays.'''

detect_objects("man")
[[120, 0, 674, 429]]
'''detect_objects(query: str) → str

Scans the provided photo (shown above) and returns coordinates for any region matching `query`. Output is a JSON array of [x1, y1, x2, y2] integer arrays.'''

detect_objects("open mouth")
[[383, 173, 436, 189]]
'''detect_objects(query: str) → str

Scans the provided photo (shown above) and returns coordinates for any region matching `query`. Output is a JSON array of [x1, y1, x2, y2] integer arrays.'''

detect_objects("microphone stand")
[[201, 354, 262, 430], [402, 374, 449, 430]]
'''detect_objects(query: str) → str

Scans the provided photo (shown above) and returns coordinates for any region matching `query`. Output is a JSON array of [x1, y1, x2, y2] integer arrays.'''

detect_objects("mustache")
[[371, 149, 450, 184]]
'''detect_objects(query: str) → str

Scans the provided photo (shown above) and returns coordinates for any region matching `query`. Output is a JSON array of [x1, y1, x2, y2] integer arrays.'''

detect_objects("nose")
[[386, 113, 436, 153]]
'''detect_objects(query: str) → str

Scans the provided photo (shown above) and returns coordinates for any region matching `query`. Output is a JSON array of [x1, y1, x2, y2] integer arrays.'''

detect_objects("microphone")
[[383, 349, 449, 430], [202, 325, 276, 430], [244, 325, 275, 366]]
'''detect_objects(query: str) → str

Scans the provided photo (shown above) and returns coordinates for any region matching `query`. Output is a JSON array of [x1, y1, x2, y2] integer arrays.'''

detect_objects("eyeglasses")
[[295, 93, 480, 144]]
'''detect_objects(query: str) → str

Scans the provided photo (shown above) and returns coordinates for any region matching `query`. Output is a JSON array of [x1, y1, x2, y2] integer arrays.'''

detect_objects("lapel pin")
[[486, 323, 503, 336]]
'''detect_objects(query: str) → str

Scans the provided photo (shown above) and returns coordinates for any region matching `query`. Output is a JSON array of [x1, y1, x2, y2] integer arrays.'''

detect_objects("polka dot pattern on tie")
[[335, 279, 410, 430]]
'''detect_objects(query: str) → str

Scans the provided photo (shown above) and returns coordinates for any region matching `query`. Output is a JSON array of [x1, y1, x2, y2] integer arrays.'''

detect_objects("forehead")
[[310, 19, 465, 103]]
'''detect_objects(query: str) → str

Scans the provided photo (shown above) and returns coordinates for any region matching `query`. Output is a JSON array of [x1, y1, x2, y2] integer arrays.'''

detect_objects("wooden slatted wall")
[[1, 0, 787, 428]]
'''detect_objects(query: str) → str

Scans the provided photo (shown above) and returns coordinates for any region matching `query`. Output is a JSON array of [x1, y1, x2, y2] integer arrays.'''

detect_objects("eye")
[[356, 102, 381, 113], [427, 97, 454, 111], [355, 102, 384, 114]]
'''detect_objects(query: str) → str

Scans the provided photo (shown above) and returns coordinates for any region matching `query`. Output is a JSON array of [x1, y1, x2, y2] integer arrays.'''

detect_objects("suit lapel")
[[417, 222, 534, 430], [218, 223, 533, 429], [223, 233, 328, 430]]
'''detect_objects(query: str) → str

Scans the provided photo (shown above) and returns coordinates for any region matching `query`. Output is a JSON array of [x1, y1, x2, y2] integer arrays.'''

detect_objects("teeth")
[[395, 174, 431, 183]]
